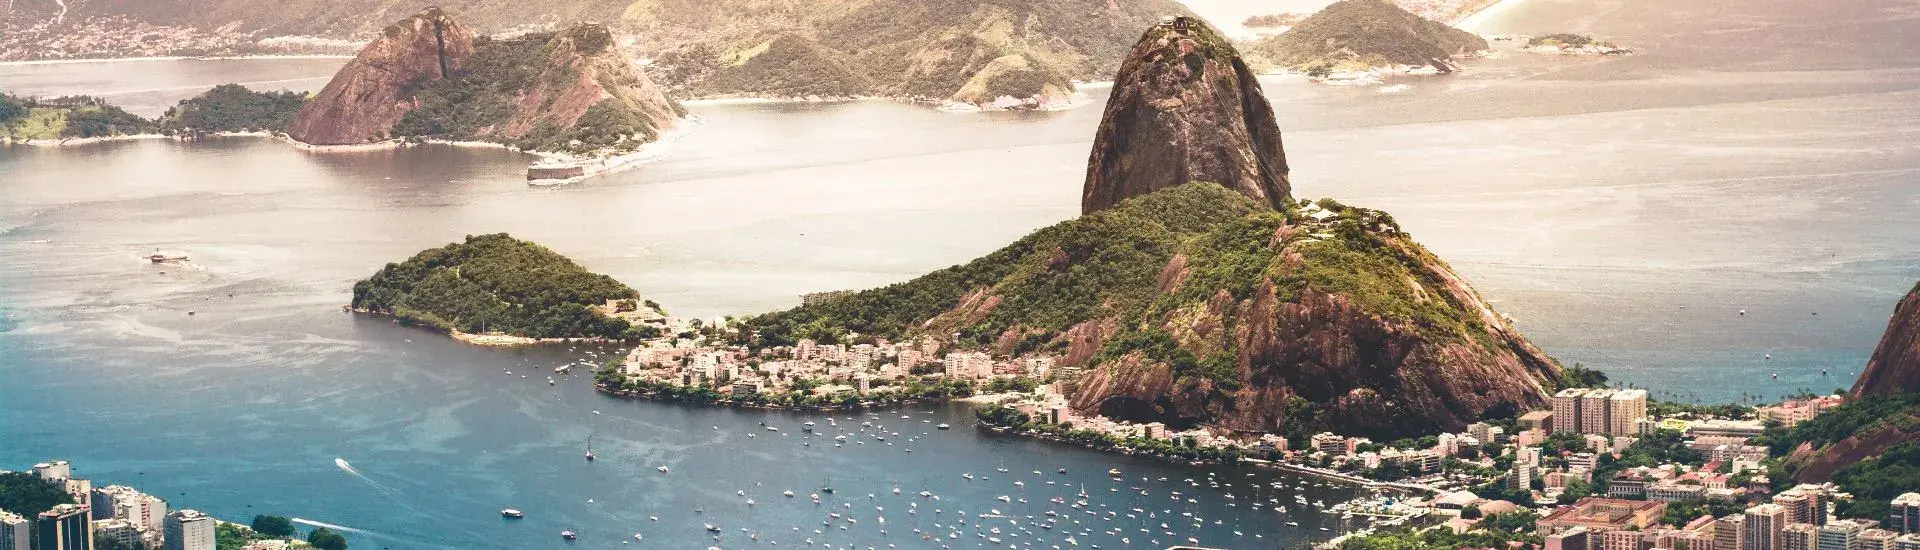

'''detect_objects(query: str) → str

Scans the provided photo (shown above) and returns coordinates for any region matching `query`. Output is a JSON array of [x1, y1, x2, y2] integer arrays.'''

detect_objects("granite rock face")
[[1066, 230, 1559, 439], [1081, 17, 1290, 214], [1854, 282, 1920, 396], [286, 8, 475, 145]]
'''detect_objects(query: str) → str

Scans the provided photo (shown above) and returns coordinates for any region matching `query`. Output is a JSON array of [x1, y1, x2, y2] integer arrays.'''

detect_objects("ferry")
[[501, 509, 525, 518]]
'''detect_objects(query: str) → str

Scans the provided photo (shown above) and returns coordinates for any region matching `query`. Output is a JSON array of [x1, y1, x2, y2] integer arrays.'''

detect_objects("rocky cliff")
[[1853, 281, 1920, 396], [289, 9, 683, 153], [1081, 16, 1289, 214], [286, 8, 475, 145], [742, 184, 1558, 439]]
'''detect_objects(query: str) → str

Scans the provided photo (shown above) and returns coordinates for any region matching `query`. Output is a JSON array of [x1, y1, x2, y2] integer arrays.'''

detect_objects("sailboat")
[[585, 435, 596, 462]]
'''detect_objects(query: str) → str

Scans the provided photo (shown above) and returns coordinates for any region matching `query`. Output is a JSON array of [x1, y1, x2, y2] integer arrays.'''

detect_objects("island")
[[348, 233, 664, 345], [285, 8, 687, 183], [1246, 0, 1489, 85], [0, 84, 315, 146]]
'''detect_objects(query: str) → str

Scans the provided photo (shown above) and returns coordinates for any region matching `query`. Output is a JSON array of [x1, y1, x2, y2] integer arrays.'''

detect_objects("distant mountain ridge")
[[7, 0, 1195, 108]]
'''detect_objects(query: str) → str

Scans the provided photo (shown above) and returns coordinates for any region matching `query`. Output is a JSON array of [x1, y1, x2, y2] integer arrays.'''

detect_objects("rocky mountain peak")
[[1081, 16, 1291, 215], [1854, 282, 1920, 396], [286, 7, 476, 145]]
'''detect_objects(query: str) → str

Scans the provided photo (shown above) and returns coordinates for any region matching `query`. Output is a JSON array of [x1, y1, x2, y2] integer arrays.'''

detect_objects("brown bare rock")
[[287, 8, 475, 145], [1082, 17, 1290, 214], [1853, 281, 1920, 396]]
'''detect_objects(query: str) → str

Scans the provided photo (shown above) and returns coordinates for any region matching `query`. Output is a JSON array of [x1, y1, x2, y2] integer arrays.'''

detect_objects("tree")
[[0, 94, 27, 132], [308, 527, 348, 550], [251, 515, 296, 537], [0, 472, 73, 516]]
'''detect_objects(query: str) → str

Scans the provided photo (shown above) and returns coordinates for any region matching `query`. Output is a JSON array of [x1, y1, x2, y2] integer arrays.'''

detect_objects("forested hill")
[[350, 233, 660, 340], [1247, 0, 1486, 71]]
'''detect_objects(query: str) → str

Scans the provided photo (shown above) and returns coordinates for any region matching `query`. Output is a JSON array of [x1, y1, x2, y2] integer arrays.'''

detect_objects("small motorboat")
[[561, 530, 577, 540], [936, 423, 951, 430], [501, 509, 525, 518]]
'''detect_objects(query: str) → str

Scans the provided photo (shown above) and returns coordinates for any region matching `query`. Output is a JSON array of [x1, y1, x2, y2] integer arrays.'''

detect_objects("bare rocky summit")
[[1081, 17, 1289, 214]]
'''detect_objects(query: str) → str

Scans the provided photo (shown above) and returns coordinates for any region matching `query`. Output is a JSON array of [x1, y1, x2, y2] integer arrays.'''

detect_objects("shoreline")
[[345, 307, 629, 347], [594, 381, 961, 413], [1456, 0, 1536, 32], [0, 54, 356, 67]]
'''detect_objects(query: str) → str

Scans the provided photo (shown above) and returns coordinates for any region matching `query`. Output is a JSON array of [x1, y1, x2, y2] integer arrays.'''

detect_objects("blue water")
[[5, 0, 1920, 547]]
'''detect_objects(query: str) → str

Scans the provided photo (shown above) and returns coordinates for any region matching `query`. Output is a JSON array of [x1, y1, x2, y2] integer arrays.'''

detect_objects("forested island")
[[349, 233, 663, 343], [0, 85, 308, 144]]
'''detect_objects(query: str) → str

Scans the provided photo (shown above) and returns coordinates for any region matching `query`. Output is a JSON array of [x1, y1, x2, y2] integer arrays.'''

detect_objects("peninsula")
[[349, 233, 664, 344]]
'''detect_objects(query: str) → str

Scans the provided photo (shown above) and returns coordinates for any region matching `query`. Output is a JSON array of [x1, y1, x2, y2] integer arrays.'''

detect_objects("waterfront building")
[[1552, 388, 1587, 433], [1311, 432, 1345, 454], [1758, 395, 1844, 428], [164, 509, 215, 550], [1581, 389, 1615, 435], [0, 510, 27, 550], [1609, 389, 1649, 435], [31, 461, 70, 481], [32, 504, 89, 550], [1746, 503, 1788, 550], [1893, 493, 1920, 533]]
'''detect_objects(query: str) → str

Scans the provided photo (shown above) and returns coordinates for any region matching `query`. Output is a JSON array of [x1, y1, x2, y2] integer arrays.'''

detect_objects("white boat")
[[657, 466, 670, 473], [937, 423, 951, 430], [501, 509, 525, 518]]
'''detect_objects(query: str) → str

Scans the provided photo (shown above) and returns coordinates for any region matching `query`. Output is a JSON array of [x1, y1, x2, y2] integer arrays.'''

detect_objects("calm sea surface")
[[3, 0, 1918, 547]]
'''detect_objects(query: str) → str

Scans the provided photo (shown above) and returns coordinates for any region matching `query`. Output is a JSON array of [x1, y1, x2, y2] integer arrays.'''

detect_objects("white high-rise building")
[[1609, 389, 1649, 435], [1552, 388, 1587, 433], [164, 509, 216, 550], [0, 509, 27, 550], [1581, 389, 1616, 436], [32, 461, 71, 481]]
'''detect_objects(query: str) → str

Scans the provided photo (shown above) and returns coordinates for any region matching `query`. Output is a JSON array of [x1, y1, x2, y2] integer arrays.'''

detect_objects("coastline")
[[1455, 0, 1536, 31], [0, 54, 356, 67], [594, 380, 964, 413], [345, 307, 626, 347]]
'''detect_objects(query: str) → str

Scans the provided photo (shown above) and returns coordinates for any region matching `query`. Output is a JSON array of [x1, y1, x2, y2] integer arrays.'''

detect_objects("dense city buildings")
[[31, 504, 90, 550], [1551, 388, 1648, 435], [1745, 503, 1788, 550], [163, 509, 216, 550]]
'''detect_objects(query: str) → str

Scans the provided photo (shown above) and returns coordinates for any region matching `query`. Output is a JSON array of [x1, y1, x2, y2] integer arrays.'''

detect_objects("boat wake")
[[290, 518, 364, 534]]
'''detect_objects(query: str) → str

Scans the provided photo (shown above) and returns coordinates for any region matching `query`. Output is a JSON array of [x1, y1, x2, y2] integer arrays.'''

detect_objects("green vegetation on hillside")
[[159, 84, 308, 134], [0, 471, 72, 516], [741, 183, 1504, 367], [389, 26, 680, 154], [1833, 441, 1920, 521], [350, 233, 655, 339], [1249, 0, 1487, 70], [1751, 392, 1920, 520]]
